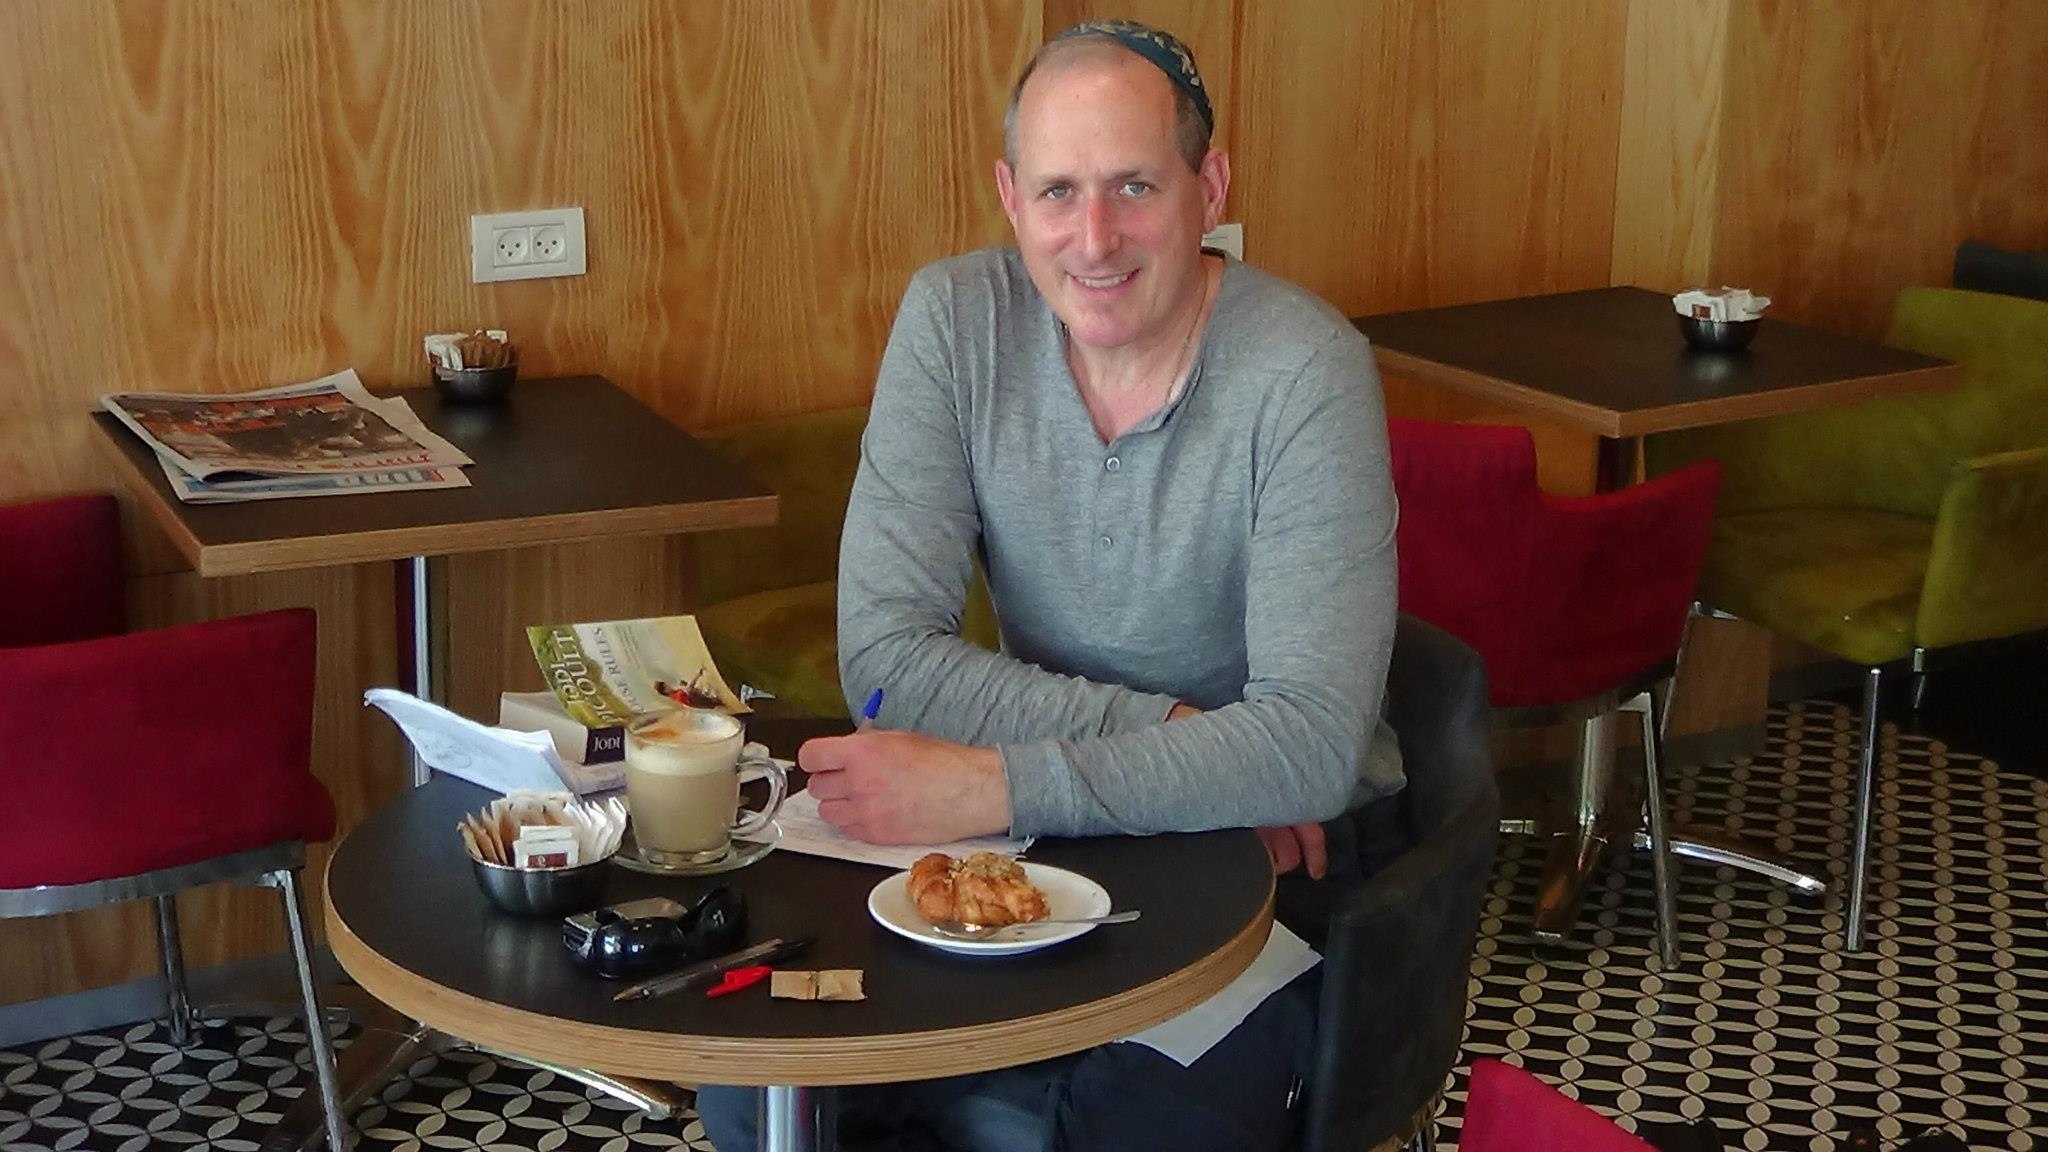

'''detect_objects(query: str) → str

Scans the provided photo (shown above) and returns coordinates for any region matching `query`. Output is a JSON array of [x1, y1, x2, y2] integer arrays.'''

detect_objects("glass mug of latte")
[[623, 709, 787, 867]]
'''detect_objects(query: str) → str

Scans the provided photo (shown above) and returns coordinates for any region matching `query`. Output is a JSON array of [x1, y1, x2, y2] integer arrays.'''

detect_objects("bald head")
[[1003, 35, 1211, 172]]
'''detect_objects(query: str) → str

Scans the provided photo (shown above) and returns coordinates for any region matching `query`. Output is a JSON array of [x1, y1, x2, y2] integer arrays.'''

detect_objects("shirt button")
[[1104, 456, 1121, 473], [1099, 535, 1114, 549]]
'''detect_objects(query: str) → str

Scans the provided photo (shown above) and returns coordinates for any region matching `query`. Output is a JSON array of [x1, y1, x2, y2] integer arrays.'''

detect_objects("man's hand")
[[1254, 822, 1329, 879], [1169, 701, 1328, 879], [799, 729, 1011, 845]]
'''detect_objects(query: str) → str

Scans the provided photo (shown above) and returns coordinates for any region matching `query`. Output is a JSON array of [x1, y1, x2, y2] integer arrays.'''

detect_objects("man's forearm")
[[838, 606, 1184, 747]]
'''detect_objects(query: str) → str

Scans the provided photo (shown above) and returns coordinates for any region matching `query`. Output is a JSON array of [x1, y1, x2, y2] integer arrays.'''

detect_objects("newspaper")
[[526, 615, 749, 731], [152, 392, 471, 503], [157, 457, 471, 504], [101, 368, 472, 482]]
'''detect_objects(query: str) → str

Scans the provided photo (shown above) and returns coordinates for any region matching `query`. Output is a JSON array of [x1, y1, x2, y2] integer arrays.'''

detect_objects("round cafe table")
[[324, 722, 1275, 1152]]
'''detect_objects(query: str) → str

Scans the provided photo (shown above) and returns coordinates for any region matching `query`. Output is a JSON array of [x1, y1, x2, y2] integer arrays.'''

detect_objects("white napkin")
[[1672, 286, 1771, 321], [365, 688, 624, 795], [772, 787, 1035, 870], [1115, 921, 1322, 1067]]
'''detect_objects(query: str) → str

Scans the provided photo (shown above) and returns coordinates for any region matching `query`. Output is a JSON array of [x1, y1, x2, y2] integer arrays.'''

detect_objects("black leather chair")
[[1280, 615, 1500, 1152]]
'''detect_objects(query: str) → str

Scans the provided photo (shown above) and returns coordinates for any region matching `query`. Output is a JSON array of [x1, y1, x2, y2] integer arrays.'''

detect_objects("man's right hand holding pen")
[[800, 687, 1014, 846]]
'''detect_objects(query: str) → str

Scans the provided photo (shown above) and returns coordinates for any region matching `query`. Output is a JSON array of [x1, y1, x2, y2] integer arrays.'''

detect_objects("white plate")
[[867, 862, 1113, 957]]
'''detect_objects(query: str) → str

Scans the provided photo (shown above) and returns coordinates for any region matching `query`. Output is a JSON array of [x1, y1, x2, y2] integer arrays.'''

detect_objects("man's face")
[[996, 54, 1229, 353]]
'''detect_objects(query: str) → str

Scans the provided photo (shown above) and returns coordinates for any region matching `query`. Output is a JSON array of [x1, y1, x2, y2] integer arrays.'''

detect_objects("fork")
[[927, 910, 1141, 940]]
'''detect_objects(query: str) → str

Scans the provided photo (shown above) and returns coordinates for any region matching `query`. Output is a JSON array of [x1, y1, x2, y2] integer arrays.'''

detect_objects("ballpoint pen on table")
[[613, 936, 816, 1003]]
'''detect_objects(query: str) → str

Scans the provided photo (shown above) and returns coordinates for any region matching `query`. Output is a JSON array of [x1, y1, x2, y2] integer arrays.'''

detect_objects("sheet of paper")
[[1115, 922, 1322, 1067], [773, 788, 1034, 870], [364, 688, 623, 795]]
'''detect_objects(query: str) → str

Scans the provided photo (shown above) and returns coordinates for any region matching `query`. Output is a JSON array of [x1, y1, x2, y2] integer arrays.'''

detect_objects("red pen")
[[706, 964, 773, 998]]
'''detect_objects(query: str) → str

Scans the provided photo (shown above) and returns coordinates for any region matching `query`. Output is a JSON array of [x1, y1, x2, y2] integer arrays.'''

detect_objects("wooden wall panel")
[[1713, 0, 2048, 337], [1230, 0, 1629, 318], [1610, 0, 1728, 294], [0, 0, 1028, 516]]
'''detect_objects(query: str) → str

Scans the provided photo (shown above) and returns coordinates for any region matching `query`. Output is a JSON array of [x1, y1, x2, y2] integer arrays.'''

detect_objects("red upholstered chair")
[[0, 495, 347, 1151], [1458, 1059, 1658, 1152], [1389, 419, 1722, 964]]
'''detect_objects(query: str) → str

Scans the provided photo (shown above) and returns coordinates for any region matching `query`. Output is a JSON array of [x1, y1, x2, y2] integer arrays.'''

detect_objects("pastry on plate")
[[906, 851, 1050, 927]]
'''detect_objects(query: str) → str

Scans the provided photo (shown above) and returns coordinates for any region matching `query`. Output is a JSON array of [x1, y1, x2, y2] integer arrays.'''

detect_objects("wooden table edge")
[[186, 497, 779, 576], [1368, 347, 1625, 437], [90, 421, 209, 572], [323, 857, 1277, 1087], [1608, 362, 1968, 436]]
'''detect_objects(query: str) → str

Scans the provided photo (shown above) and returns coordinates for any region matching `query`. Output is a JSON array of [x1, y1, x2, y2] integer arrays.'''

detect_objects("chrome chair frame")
[[1675, 605, 1893, 951], [0, 841, 347, 1152]]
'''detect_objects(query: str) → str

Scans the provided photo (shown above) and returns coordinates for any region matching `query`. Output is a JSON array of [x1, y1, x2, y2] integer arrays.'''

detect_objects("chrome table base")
[[1521, 700, 1837, 956], [259, 990, 684, 1151]]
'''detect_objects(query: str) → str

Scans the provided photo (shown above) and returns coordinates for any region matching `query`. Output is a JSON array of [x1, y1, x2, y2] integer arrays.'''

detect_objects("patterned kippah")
[[1054, 19, 1213, 136]]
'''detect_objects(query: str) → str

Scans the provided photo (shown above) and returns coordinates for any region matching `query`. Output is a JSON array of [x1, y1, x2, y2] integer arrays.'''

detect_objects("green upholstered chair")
[[690, 406, 997, 718], [1646, 286, 2048, 950]]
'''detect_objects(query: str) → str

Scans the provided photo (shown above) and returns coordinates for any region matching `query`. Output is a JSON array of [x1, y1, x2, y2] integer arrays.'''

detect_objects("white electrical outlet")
[[530, 223, 569, 263], [493, 227, 531, 267], [1202, 222, 1244, 260], [471, 207, 586, 283]]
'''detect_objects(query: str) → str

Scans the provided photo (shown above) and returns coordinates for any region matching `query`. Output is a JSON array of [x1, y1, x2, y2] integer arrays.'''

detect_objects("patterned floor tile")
[[1443, 702, 2046, 1152]]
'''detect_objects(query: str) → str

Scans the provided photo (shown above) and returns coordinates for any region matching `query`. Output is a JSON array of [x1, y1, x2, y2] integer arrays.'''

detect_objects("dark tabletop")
[[325, 718, 1274, 1083], [91, 375, 777, 575], [1351, 287, 1959, 437]]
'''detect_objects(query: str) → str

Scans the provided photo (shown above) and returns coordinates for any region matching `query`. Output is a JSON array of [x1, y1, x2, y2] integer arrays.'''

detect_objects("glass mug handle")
[[731, 756, 787, 839]]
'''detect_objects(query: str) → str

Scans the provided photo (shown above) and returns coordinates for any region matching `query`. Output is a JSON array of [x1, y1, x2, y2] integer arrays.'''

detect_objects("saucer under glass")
[[610, 821, 780, 877]]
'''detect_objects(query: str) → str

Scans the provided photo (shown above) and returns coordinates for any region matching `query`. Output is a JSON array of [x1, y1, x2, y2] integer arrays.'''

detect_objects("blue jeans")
[[693, 967, 1318, 1152]]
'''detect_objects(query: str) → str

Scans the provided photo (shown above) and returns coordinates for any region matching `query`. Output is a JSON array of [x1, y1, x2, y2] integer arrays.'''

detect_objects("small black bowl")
[[432, 363, 517, 405], [1677, 314, 1760, 352]]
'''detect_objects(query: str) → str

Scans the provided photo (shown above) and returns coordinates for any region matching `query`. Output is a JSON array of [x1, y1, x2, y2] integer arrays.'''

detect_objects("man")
[[697, 19, 1399, 1151]]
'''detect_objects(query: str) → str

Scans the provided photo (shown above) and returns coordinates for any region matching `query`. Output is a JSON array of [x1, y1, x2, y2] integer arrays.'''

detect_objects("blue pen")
[[860, 688, 884, 726]]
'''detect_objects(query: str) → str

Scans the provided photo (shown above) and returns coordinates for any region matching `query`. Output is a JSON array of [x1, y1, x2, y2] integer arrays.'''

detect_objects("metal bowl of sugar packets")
[[460, 793, 627, 917], [426, 329, 519, 405]]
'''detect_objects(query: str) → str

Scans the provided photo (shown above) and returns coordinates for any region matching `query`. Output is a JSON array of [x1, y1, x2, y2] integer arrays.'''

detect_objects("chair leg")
[[274, 867, 350, 1151], [1659, 606, 1701, 744], [154, 895, 198, 1047], [1628, 690, 1681, 968], [1846, 667, 1883, 951]]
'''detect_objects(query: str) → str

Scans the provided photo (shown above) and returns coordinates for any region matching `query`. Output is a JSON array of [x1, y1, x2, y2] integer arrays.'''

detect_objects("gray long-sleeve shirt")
[[838, 249, 1402, 838]]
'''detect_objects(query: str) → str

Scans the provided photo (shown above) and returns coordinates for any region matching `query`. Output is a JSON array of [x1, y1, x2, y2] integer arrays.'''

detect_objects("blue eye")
[[1043, 184, 1071, 201], [1120, 182, 1151, 197]]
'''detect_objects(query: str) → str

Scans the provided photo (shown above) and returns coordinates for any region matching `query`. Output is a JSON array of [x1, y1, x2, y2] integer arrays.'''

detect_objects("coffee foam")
[[637, 721, 734, 745], [628, 712, 741, 776]]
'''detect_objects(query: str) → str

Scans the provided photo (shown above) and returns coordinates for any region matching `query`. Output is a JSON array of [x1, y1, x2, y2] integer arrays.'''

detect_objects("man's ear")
[[995, 159, 1020, 229], [1198, 148, 1231, 232]]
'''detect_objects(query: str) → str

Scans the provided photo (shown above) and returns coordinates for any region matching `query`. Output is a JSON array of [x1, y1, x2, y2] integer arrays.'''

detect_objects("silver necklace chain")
[[1064, 262, 1215, 403]]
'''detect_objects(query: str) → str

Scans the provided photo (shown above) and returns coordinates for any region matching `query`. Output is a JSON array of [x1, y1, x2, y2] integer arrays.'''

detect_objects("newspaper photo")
[[526, 615, 748, 731], [101, 368, 472, 481]]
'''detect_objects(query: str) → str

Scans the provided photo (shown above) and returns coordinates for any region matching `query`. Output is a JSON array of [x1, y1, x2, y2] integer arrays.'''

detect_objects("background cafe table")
[[1350, 287, 1963, 939], [89, 375, 777, 784], [1351, 285, 1960, 491], [324, 721, 1276, 1152]]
